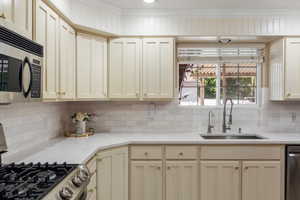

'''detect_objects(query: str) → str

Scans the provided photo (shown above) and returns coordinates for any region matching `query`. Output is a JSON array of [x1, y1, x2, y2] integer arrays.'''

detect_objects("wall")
[[70, 0, 122, 35], [67, 89, 300, 135], [45, 1, 300, 36], [121, 9, 300, 36], [1, 102, 68, 162]]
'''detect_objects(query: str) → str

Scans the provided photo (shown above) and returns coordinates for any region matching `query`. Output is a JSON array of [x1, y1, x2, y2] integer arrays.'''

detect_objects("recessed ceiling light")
[[144, 0, 156, 4]]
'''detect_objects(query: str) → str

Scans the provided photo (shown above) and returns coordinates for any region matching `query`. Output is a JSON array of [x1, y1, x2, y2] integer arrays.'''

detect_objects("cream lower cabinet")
[[0, 0, 32, 39], [200, 161, 241, 200], [86, 156, 97, 200], [242, 161, 281, 200], [77, 33, 108, 100], [142, 38, 174, 99], [109, 38, 141, 99], [166, 161, 198, 200], [97, 147, 128, 200], [131, 161, 163, 200]]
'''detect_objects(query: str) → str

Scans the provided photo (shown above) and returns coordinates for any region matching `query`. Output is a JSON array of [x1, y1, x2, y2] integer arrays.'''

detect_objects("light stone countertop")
[[8, 132, 300, 164]]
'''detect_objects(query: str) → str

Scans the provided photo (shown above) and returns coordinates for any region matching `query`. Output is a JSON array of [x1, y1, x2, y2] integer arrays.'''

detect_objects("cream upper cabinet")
[[109, 38, 141, 99], [270, 37, 300, 101], [200, 161, 241, 200], [58, 19, 75, 100], [131, 161, 163, 200], [166, 161, 198, 200], [97, 147, 128, 200], [35, 0, 59, 99], [142, 38, 174, 99], [285, 38, 300, 99], [77, 33, 108, 100], [0, 0, 32, 39], [242, 161, 281, 200]]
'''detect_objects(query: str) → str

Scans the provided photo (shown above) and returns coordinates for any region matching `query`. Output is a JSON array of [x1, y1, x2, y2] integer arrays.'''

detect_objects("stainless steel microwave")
[[0, 26, 43, 104]]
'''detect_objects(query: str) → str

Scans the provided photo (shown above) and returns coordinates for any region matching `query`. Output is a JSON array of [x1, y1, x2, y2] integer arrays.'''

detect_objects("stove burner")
[[0, 162, 77, 200]]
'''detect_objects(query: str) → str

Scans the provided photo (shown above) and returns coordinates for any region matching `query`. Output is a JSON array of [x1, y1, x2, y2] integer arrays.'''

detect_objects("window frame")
[[176, 62, 262, 108]]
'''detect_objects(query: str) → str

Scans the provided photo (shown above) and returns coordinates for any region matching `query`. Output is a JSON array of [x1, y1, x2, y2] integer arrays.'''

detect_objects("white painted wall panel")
[[71, 0, 121, 34], [121, 13, 300, 36], [43, 1, 300, 36]]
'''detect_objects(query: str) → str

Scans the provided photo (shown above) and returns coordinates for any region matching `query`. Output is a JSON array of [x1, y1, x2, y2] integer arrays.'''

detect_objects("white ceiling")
[[100, 0, 300, 9]]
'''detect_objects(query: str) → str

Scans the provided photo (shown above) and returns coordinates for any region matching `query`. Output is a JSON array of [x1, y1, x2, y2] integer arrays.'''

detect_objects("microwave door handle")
[[19, 62, 22, 91], [22, 57, 33, 98]]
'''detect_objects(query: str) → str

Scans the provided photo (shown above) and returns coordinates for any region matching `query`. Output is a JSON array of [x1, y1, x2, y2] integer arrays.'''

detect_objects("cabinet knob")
[[286, 93, 291, 97], [157, 166, 161, 170], [167, 166, 171, 170], [179, 152, 184, 156], [244, 167, 249, 170], [144, 152, 148, 156], [235, 167, 239, 170], [0, 13, 6, 19]]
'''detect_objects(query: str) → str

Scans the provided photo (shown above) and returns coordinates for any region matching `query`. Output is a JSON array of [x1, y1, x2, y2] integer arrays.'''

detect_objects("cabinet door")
[[77, 33, 108, 99], [35, 0, 59, 99], [131, 161, 163, 200], [0, 0, 13, 29], [77, 33, 92, 99], [166, 161, 198, 200], [0, 0, 32, 39], [242, 161, 281, 200], [59, 19, 75, 100], [109, 38, 140, 99], [91, 36, 108, 99], [97, 147, 128, 200], [142, 38, 174, 99], [14, 0, 32, 38], [285, 38, 300, 99], [200, 161, 241, 200]]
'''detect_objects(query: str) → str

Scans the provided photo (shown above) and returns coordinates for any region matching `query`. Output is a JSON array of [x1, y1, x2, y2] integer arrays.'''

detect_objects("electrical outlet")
[[292, 112, 297, 122]]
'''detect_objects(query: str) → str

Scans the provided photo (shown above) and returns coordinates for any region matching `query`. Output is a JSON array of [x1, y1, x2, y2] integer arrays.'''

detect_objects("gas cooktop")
[[0, 162, 78, 200]]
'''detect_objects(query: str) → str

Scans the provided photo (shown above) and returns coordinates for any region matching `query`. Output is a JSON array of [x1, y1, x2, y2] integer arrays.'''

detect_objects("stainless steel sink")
[[201, 135, 266, 140]]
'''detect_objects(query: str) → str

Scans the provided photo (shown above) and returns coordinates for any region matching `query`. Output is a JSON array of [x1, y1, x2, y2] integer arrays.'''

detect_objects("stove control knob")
[[72, 175, 83, 187], [59, 187, 73, 200], [78, 165, 90, 182]]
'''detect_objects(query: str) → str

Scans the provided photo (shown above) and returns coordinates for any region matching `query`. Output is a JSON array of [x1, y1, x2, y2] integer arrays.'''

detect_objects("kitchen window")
[[177, 46, 263, 106]]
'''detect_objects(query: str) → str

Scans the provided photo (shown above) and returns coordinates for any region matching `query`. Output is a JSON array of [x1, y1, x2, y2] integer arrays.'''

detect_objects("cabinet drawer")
[[200, 145, 283, 160], [131, 146, 163, 160], [166, 146, 198, 160], [87, 157, 97, 174]]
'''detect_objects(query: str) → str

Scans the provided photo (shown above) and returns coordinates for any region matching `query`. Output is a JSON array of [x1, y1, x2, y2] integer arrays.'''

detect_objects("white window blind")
[[177, 47, 264, 63]]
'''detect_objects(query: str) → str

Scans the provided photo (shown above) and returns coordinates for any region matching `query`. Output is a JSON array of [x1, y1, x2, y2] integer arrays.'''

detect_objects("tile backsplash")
[[67, 99, 300, 135], [3, 88, 300, 162], [1, 102, 68, 162]]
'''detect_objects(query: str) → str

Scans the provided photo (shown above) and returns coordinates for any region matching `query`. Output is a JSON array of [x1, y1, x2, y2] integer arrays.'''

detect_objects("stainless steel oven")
[[286, 145, 300, 200], [0, 25, 43, 104]]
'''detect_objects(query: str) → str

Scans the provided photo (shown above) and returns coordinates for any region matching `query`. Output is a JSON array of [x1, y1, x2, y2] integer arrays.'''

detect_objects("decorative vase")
[[75, 121, 86, 135]]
